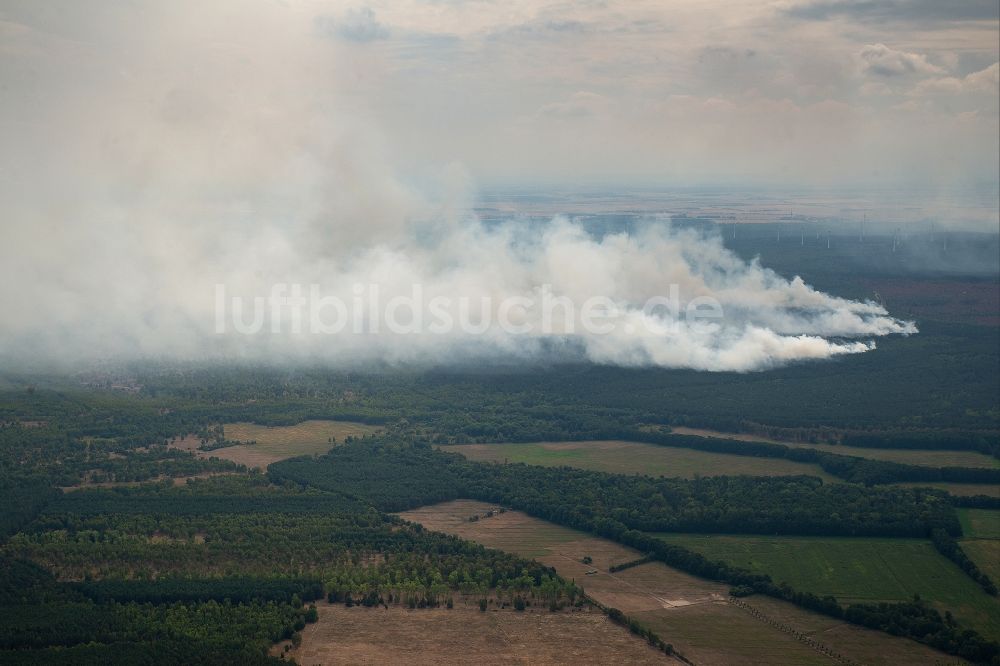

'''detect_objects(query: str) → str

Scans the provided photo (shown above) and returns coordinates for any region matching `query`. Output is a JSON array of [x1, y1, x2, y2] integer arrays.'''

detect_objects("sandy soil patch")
[[168, 420, 379, 470], [276, 603, 673, 665]]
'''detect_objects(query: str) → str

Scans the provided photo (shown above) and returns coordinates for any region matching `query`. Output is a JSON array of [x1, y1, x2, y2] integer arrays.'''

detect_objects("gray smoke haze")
[[0, 1, 932, 371], [0, 143, 916, 371]]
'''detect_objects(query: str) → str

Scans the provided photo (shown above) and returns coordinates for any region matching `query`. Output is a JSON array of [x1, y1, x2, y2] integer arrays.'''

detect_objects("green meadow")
[[653, 533, 1000, 639]]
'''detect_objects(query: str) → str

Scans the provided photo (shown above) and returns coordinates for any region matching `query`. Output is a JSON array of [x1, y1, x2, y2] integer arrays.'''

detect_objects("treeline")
[[603, 606, 684, 661], [69, 576, 325, 605], [845, 597, 999, 664], [929, 528, 998, 596], [628, 430, 1000, 486], [952, 495, 1000, 509], [840, 431, 999, 456], [0, 599, 309, 655], [608, 555, 654, 573], [808, 453, 1000, 485], [0, 640, 284, 665], [271, 441, 961, 538]]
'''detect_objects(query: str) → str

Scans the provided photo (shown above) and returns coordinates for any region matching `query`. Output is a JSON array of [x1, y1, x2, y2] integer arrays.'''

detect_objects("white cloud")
[[966, 61, 1000, 90], [316, 7, 389, 43], [859, 43, 944, 77], [912, 62, 1000, 95]]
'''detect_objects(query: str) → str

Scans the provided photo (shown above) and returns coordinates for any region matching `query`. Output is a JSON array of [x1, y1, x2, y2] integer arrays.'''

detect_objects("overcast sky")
[[1, 0, 997, 193]]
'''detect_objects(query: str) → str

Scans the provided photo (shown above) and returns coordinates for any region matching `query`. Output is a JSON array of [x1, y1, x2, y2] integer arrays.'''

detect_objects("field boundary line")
[[872, 544, 910, 596], [727, 597, 862, 666]]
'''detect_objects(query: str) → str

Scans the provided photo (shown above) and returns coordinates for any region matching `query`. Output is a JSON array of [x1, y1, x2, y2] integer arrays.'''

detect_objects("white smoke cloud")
[[0, 1, 917, 372], [0, 191, 916, 371]]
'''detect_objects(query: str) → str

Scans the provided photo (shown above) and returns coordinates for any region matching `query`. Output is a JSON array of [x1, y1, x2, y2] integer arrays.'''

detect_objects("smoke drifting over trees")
[[0, 1, 939, 371], [2, 163, 915, 369]]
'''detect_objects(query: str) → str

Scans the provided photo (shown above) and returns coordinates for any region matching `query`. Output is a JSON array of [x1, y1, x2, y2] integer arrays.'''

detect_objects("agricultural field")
[[671, 427, 1000, 469], [398, 500, 959, 665], [964, 541, 1000, 584], [438, 441, 837, 481], [960, 509, 1000, 539], [959, 509, 1000, 588], [277, 603, 671, 665], [397, 499, 606, 560], [171, 420, 379, 469], [654, 533, 1000, 639], [742, 595, 974, 666]]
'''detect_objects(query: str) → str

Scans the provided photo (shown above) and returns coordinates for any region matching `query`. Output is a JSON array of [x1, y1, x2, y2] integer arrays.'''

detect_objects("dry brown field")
[[168, 420, 379, 469], [275, 602, 674, 665]]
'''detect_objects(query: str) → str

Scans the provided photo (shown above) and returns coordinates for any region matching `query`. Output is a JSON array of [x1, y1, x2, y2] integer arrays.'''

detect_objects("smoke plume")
[[0, 1, 916, 371]]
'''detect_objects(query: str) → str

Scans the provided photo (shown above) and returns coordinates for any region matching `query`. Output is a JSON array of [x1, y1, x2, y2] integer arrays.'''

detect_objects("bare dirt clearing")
[[276, 602, 671, 665], [398, 500, 964, 665]]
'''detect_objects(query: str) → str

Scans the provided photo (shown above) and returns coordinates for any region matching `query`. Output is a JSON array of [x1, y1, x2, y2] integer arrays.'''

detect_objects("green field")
[[438, 441, 838, 481], [959, 509, 1000, 539], [959, 509, 1000, 595], [653, 533, 1000, 639], [963, 541, 1000, 583]]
